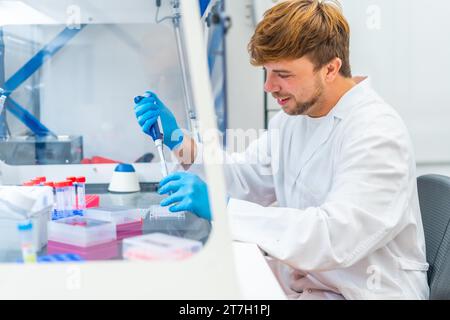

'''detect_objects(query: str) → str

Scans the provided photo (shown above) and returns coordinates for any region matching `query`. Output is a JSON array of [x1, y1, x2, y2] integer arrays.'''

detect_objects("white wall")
[[225, 0, 265, 131], [340, 0, 450, 175]]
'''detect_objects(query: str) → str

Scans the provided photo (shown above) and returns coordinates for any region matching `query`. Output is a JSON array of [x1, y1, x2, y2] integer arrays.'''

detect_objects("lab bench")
[[0, 183, 212, 263]]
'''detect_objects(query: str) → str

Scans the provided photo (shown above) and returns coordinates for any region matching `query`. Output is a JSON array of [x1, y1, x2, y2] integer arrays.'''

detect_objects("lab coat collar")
[[330, 76, 372, 120]]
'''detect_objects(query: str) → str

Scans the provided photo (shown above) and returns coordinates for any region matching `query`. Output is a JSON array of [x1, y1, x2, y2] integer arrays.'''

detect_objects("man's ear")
[[324, 57, 343, 82]]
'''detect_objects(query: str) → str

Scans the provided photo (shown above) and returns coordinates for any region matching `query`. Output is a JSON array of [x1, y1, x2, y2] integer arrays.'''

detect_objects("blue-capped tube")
[[53, 182, 66, 220], [76, 177, 86, 214], [65, 181, 76, 217], [67, 177, 80, 216]]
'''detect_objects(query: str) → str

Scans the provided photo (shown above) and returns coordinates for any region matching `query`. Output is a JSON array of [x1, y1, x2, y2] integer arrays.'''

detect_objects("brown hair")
[[248, 0, 352, 78]]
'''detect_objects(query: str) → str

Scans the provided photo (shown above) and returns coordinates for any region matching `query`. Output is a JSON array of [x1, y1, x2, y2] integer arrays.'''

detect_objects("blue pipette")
[[135, 94, 169, 177]]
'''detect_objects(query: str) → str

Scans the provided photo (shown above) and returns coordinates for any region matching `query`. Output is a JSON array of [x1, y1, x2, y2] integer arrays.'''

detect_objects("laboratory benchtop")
[[0, 184, 287, 299], [0, 183, 212, 263]]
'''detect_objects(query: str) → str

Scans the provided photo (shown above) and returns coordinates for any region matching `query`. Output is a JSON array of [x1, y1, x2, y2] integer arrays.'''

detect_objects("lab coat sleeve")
[[181, 131, 277, 207], [228, 115, 414, 272]]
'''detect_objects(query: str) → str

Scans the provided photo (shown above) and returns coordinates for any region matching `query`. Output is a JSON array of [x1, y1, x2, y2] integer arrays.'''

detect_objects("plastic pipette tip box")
[[83, 206, 143, 239], [122, 233, 203, 261], [47, 240, 118, 261], [84, 206, 142, 225], [116, 222, 143, 240], [48, 216, 116, 248], [149, 205, 186, 220]]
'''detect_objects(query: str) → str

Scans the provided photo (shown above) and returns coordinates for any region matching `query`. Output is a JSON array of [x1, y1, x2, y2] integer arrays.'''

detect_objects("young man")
[[134, 0, 429, 299]]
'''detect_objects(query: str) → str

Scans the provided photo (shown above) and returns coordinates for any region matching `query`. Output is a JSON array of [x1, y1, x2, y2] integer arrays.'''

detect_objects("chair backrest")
[[417, 174, 450, 300]]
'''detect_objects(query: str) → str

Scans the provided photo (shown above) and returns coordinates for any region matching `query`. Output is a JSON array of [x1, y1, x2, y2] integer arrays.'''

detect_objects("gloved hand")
[[134, 91, 184, 150], [158, 172, 212, 221]]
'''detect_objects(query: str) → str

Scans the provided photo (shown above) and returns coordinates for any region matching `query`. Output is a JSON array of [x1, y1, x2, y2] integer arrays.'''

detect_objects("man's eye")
[[278, 74, 291, 79]]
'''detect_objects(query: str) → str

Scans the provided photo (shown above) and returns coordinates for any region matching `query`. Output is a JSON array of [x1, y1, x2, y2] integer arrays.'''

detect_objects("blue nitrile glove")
[[134, 91, 184, 150], [158, 172, 212, 221]]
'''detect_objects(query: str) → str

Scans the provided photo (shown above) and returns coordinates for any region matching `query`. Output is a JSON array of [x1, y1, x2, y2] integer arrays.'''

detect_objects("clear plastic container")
[[84, 206, 142, 225], [0, 186, 53, 258], [48, 216, 116, 247], [84, 206, 143, 240], [17, 220, 37, 263], [148, 205, 186, 220], [122, 233, 202, 261]]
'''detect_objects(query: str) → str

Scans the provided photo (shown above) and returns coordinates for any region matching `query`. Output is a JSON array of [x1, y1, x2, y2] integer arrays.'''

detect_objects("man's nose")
[[264, 74, 280, 93]]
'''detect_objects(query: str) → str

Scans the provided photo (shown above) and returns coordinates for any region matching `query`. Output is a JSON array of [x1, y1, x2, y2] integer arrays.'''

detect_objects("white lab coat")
[[188, 77, 429, 300]]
